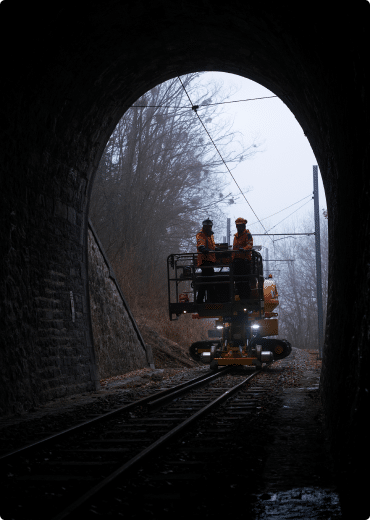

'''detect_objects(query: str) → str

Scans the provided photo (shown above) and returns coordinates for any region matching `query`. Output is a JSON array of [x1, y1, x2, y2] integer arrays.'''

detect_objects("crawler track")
[[1, 366, 270, 520]]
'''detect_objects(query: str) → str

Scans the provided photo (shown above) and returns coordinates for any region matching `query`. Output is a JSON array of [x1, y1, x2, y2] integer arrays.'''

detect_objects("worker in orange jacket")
[[196, 218, 216, 267], [195, 218, 219, 303], [232, 217, 253, 299]]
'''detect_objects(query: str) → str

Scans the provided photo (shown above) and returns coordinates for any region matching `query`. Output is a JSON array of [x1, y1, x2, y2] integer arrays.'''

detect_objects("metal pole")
[[265, 247, 269, 276], [227, 218, 231, 247], [313, 165, 324, 359]]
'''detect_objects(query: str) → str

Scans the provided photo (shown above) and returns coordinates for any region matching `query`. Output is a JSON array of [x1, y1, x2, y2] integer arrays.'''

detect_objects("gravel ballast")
[[0, 348, 342, 519]]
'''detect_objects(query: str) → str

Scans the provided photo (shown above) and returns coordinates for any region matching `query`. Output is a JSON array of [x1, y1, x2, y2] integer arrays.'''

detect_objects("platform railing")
[[167, 251, 264, 320]]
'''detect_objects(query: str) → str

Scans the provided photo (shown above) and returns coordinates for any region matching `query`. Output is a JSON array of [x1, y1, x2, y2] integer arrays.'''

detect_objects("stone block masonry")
[[0, 2, 369, 516], [0, 215, 154, 417], [88, 220, 155, 380], [0, 192, 100, 415]]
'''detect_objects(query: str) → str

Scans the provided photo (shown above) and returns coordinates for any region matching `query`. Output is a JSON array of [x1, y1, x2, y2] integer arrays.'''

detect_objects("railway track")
[[1, 365, 273, 520], [0, 367, 225, 460]]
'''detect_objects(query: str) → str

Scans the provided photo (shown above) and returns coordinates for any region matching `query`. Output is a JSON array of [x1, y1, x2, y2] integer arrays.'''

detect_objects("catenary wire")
[[132, 82, 309, 245], [131, 95, 277, 109], [177, 75, 273, 243], [265, 198, 313, 234], [248, 194, 313, 227]]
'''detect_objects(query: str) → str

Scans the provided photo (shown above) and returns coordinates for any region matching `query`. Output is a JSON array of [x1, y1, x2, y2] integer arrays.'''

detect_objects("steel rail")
[[146, 367, 232, 409], [0, 367, 232, 461], [51, 368, 261, 520]]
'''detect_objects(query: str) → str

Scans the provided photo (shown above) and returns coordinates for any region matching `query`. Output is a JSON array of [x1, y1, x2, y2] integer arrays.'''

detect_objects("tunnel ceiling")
[[1, 1, 367, 203]]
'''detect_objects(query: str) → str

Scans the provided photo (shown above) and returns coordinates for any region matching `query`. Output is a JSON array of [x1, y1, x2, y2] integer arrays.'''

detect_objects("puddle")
[[253, 487, 342, 519], [295, 386, 320, 391]]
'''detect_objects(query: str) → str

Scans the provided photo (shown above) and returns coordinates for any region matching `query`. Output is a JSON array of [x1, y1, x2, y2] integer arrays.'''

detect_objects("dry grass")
[[136, 308, 212, 347], [112, 257, 214, 367]]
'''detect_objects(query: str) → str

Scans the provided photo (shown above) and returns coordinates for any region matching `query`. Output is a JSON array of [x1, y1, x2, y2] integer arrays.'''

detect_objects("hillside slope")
[[137, 321, 202, 369]]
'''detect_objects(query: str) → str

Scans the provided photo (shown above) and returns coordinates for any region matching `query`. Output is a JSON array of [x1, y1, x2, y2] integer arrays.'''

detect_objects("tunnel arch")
[[1, 1, 369, 516], [87, 69, 323, 214]]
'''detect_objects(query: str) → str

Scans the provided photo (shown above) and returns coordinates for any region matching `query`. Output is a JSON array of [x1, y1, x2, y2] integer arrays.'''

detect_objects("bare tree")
[[271, 209, 329, 349], [90, 73, 260, 290]]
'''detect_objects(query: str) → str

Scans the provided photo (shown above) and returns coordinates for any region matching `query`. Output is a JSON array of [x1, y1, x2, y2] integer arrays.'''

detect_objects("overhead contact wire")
[[177, 75, 273, 243], [265, 198, 313, 234], [248, 194, 313, 226], [131, 95, 277, 109]]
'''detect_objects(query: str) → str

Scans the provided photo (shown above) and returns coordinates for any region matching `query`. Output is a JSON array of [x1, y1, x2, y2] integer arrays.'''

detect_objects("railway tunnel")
[[0, 1, 369, 517]]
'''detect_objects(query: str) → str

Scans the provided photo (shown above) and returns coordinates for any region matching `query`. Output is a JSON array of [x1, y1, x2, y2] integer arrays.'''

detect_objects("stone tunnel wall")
[[87, 220, 154, 379], [0, 1, 369, 517], [0, 208, 100, 416]]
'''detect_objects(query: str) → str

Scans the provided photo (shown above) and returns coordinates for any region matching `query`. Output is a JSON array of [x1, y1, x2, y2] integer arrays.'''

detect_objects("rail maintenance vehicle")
[[167, 243, 291, 370]]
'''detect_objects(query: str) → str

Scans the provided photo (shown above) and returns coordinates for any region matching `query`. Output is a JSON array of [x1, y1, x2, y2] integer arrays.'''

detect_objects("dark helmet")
[[202, 218, 213, 226]]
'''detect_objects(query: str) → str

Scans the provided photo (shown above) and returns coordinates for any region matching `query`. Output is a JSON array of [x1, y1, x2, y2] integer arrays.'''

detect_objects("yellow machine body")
[[191, 276, 281, 366], [216, 357, 255, 366], [195, 276, 283, 366], [167, 249, 292, 367]]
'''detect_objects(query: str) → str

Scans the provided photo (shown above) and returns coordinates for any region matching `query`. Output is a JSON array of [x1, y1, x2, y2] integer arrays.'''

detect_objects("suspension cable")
[[265, 198, 313, 234], [131, 95, 277, 109], [177, 75, 273, 243], [248, 194, 313, 226]]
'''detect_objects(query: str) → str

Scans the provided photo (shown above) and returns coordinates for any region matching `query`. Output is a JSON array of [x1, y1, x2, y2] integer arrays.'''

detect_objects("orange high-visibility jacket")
[[232, 229, 253, 260], [196, 230, 216, 267]]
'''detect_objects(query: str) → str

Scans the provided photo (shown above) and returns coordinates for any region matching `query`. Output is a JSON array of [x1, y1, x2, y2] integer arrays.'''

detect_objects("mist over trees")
[[90, 73, 260, 298], [270, 209, 329, 349], [89, 72, 327, 351]]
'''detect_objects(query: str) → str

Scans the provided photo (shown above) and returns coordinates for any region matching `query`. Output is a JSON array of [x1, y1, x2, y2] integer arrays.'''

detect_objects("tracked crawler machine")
[[167, 244, 291, 370]]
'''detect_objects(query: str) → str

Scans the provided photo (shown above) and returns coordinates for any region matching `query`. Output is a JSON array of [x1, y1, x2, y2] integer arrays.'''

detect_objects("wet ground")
[[251, 367, 342, 519], [0, 349, 345, 519], [82, 350, 344, 520]]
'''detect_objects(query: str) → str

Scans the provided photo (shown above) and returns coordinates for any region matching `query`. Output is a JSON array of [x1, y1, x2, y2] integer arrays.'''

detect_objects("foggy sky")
[[192, 72, 326, 251]]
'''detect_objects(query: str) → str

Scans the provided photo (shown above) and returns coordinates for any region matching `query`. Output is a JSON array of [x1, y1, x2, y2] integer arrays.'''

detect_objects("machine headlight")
[[252, 324, 260, 329]]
